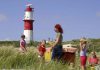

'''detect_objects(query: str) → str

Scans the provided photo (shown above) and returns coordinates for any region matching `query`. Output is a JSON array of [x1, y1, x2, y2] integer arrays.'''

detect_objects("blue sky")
[[0, 0, 100, 41]]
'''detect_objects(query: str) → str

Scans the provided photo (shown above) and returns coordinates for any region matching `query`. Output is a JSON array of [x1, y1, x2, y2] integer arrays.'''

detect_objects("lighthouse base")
[[24, 30, 33, 44]]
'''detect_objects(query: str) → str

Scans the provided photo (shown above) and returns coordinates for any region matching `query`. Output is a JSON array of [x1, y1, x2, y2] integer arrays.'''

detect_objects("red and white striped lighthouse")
[[23, 4, 34, 43]]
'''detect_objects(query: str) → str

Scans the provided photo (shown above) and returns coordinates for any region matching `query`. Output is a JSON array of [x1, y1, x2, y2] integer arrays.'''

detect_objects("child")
[[37, 40, 46, 58], [19, 35, 27, 52], [88, 52, 100, 70], [80, 38, 87, 70], [88, 52, 99, 66]]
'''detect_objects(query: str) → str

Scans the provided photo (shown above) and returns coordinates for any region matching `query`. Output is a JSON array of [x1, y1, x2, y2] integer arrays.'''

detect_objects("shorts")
[[80, 56, 87, 66]]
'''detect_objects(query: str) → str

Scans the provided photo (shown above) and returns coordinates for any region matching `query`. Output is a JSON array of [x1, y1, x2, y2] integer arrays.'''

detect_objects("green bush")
[[0, 41, 39, 48]]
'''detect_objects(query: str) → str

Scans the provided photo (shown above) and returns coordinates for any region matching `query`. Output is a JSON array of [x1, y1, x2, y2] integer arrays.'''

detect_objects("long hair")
[[55, 24, 63, 33], [91, 52, 97, 58]]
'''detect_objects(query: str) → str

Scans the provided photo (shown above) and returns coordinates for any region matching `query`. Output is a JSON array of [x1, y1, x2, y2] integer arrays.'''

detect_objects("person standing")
[[19, 35, 27, 52], [51, 24, 63, 61], [80, 38, 87, 70]]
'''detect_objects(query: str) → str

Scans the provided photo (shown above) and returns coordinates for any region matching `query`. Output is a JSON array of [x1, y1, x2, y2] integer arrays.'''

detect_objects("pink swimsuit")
[[20, 39, 26, 48], [89, 57, 98, 65]]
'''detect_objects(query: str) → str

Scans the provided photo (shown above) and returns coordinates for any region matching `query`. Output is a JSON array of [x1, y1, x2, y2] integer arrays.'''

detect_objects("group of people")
[[80, 38, 100, 70], [19, 24, 100, 70], [19, 24, 63, 61], [37, 24, 63, 61]]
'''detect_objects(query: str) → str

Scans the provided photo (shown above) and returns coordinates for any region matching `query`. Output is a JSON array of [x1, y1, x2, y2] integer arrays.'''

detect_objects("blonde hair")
[[80, 37, 87, 44]]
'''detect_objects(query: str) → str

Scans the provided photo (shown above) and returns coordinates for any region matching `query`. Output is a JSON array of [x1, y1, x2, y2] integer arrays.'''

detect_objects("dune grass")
[[0, 46, 94, 70], [0, 46, 71, 70], [0, 46, 38, 69]]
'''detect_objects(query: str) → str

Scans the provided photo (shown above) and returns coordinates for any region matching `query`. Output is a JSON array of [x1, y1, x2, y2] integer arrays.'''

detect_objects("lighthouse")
[[23, 4, 34, 43]]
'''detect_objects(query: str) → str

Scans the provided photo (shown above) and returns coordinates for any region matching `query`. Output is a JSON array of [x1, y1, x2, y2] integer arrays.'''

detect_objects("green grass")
[[0, 46, 94, 70], [0, 38, 100, 69], [0, 41, 39, 48], [0, 46, 71, 70]]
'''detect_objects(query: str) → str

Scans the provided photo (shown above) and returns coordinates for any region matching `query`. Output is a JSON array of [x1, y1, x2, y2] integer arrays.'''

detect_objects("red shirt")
[[38, 45, 46, 56]]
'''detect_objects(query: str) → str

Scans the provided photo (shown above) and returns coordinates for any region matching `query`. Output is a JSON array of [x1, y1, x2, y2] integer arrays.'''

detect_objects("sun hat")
[[80, 37, 87, 42]]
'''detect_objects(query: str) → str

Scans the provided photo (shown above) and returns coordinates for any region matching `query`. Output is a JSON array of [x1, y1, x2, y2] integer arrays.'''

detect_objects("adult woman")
[[80, 38, 87, 70], [51, 24, 63, 61]]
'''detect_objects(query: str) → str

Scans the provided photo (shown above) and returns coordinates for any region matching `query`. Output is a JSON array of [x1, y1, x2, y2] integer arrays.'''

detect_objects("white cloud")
[[96, 12, 100, 16], [0, 14, 8, 22]]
